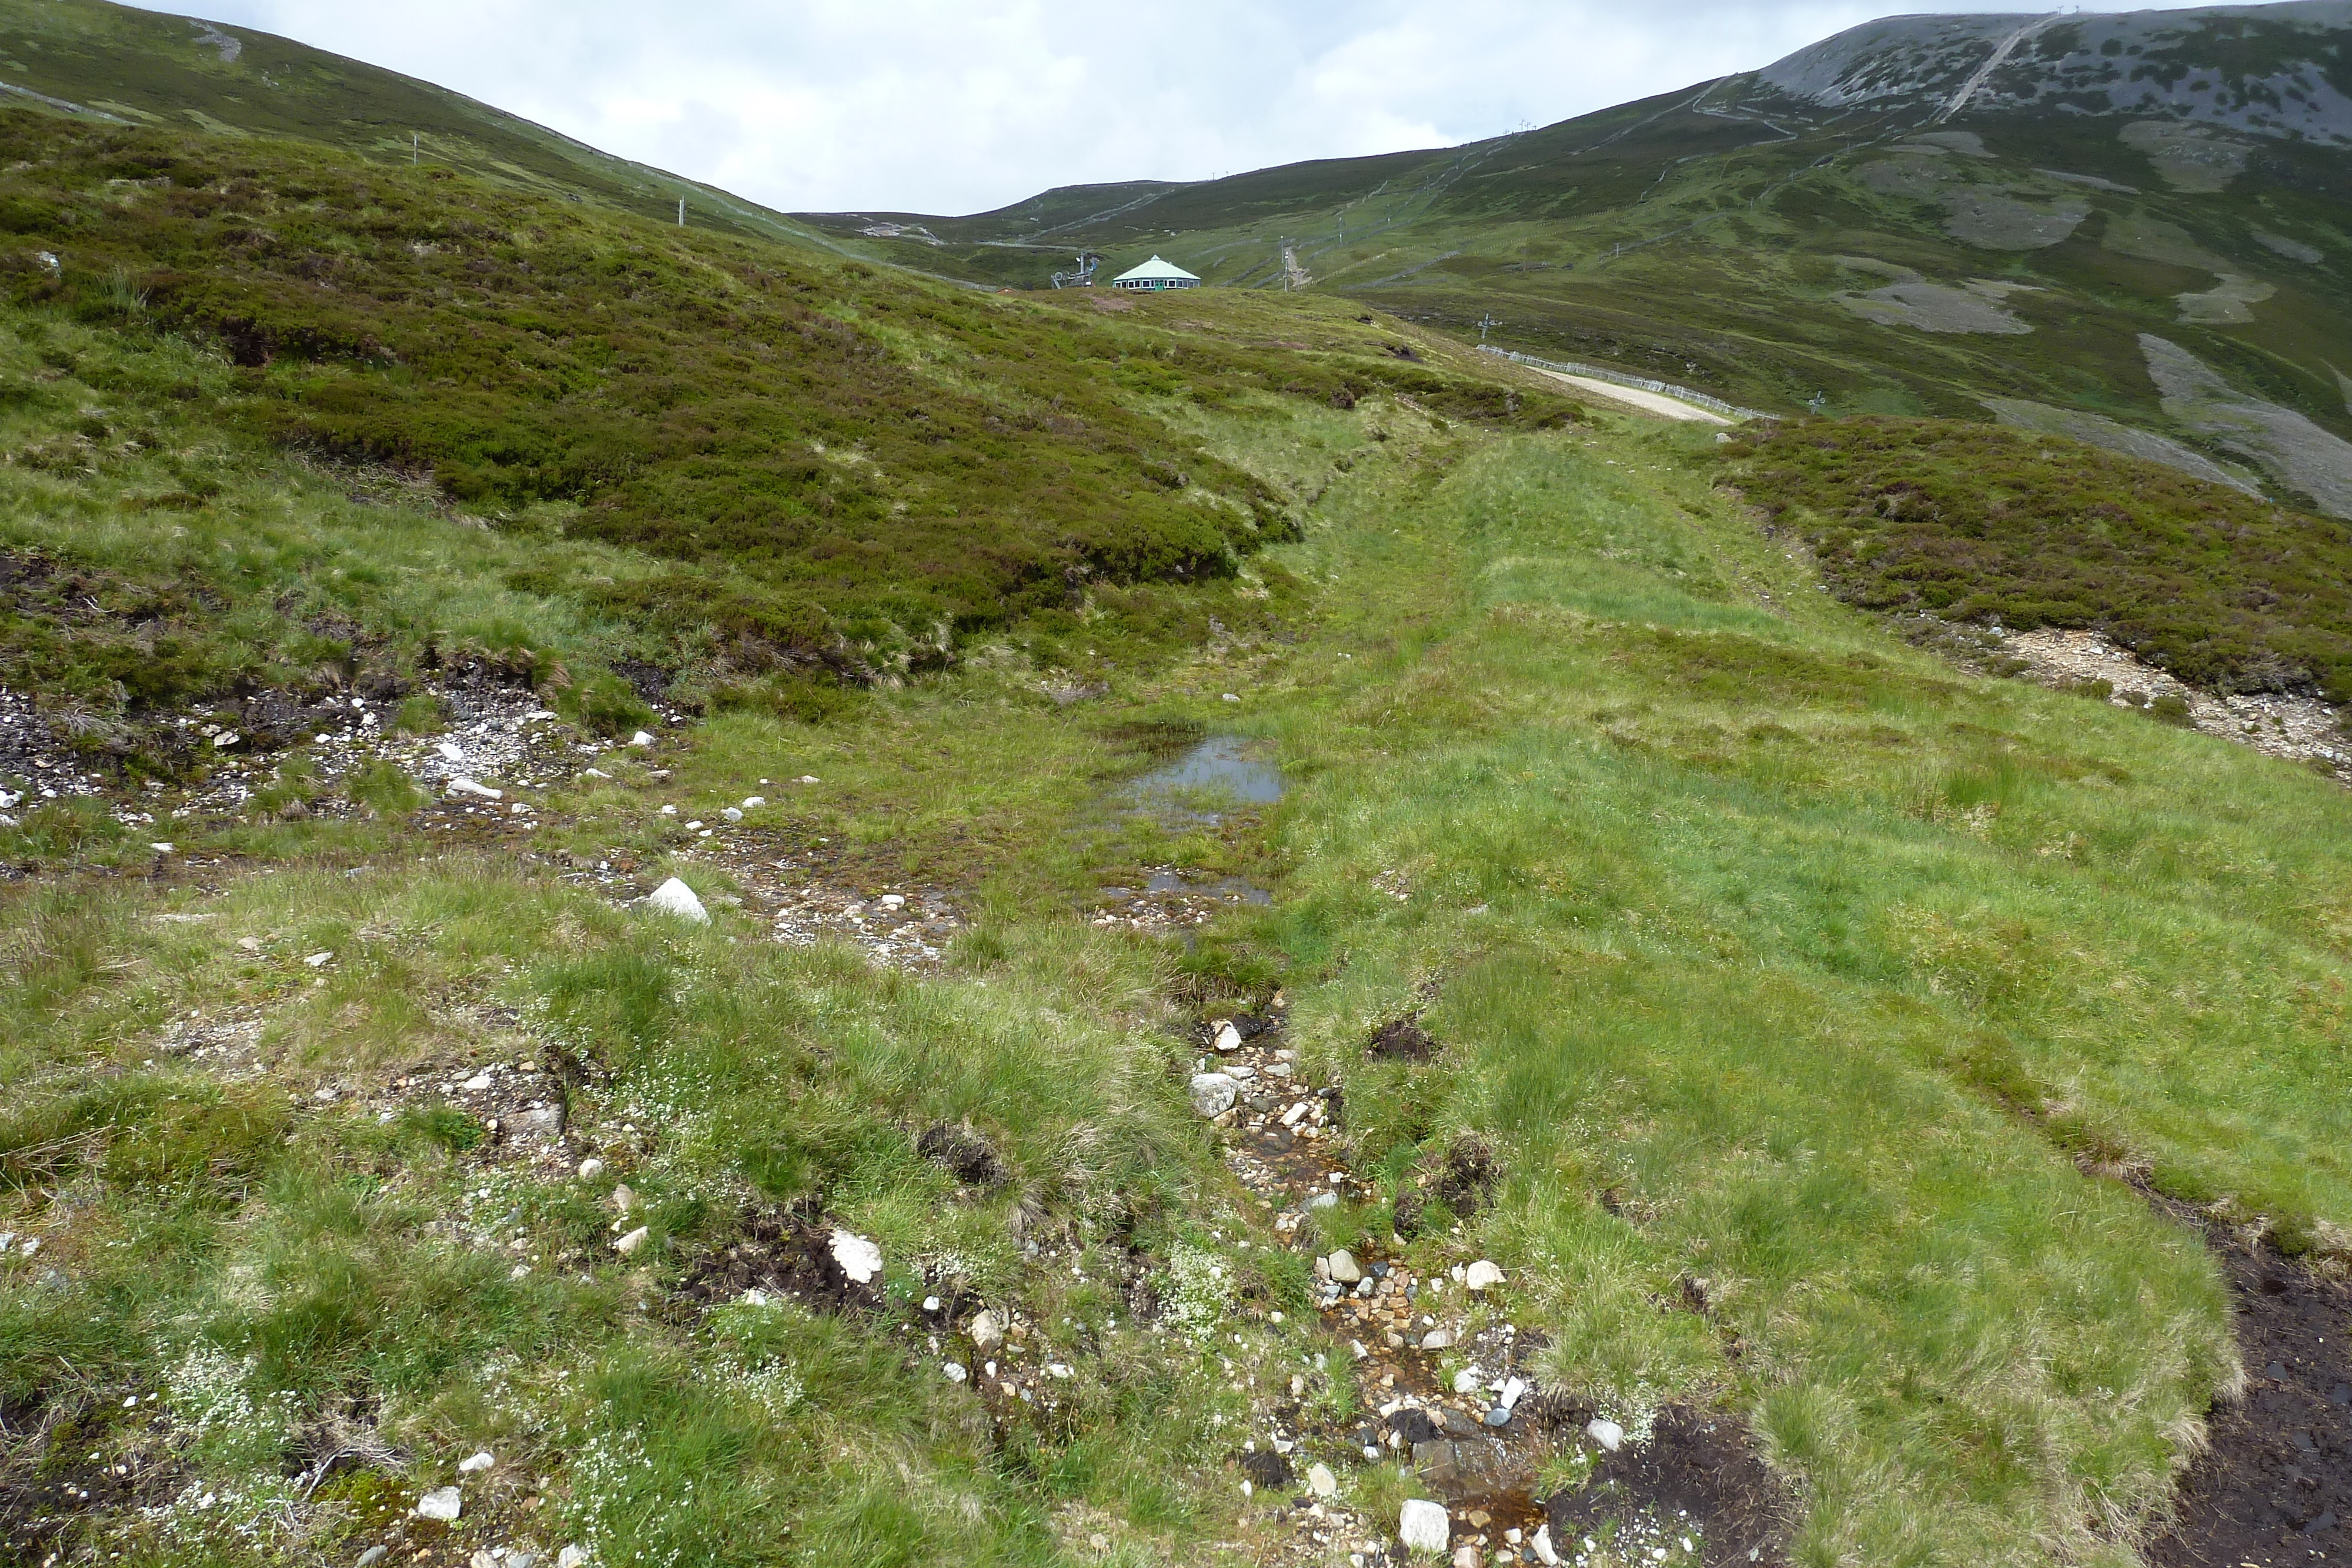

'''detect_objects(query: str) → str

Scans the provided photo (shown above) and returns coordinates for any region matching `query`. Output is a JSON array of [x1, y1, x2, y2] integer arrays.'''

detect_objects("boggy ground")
[[10, 383, 2352, 1568]]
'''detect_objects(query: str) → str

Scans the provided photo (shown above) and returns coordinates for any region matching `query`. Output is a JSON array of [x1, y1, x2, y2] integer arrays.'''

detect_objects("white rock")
[[1586, 1417, 1624, 1453], [436, 741, 466, 762], [643, 878, 709, 923], [740, 795, 765, 808], [878, 894, 905, 909], [415, 1486, 462, 1521], [721, 807, 742, 823], [970, 1310, 1004, 1352], [556, 1548, 590, 1568], [1046, 1362, 1071, 1379], [1501, 1377, 1528, 1412], [943, 1362, 967, 1382], [613, 1226, 649, 1256], [612, 1184, 637, 1213], [356, 1549, 390, 1568], [1419, 1329, 1453, 1350], [577, 1158, 605, 1181], [1464, 1259, 1505, 1292], [1308, 1191, 1338, 1211], [1532, 1524, 1561, 1566], [447, 777, 503, 801], [460, 1074, 493, 1092], [213, 732, 239, 749], [797, 775, 819, 784], [1452, 1547, 1481, 1568], [580, 768, 611, 780], [1188, 1072, 1239, 1118], [457, 1450, 495, 1474], [1212, 1021, 1243, 1052], [629, 731, 656, 748], [148, 842, 173, 854], [1307, 1462, 1338, 1499], [1326, 1249, 1363, 1285], [1399, 1497, 1451, 1553], [1452, 1367, 1482, 1395], [829, 1229, 882, 1284]]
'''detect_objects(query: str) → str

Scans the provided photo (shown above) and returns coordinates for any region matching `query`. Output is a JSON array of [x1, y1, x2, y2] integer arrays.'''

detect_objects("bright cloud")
[[182, 1, 2227, 215]]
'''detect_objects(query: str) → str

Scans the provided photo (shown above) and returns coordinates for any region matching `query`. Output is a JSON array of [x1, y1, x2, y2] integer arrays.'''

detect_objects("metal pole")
[[677, 198, 685, 228]]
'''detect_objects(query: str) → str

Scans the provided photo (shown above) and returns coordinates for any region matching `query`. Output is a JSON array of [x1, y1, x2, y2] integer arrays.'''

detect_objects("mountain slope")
[[0, 0, 823, 245], [811, 2, 2352, 517]]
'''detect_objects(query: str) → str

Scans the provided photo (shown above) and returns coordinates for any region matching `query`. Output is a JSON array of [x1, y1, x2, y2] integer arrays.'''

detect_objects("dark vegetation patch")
[[0, 109, 1575, 703], [676, 1206, 884, 1315], [1369, 1017, 1436, 1061], [1601, 626, 1895, 708], [1539, 1404, 1787, 1567], [2147, 1237, 2352, 1567], [916, 1120, 1007, 1190], [1728, 419, 2352, 700]]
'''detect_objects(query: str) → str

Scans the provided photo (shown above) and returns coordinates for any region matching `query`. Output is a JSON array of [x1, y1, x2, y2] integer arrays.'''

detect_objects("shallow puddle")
[[1122, 733, 1284, 820]]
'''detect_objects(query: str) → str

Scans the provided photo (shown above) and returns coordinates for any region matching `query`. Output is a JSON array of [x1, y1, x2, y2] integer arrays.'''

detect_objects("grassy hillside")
[[0, 0, 820, 245], [6, 10, 2352, 1568], [0, 105, 1578, 774], [1729, 417, 2352, 699], [11, 329, 2352, 1566], [814, 19, 2352, 517]]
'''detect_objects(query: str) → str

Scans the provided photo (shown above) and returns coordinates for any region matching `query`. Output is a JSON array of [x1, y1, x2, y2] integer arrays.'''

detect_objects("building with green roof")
[[1110, 255, 1200, 292]]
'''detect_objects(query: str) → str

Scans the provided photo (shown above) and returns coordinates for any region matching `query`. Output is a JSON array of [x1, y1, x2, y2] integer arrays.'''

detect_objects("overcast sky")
[[181, 1, 2224, 216]]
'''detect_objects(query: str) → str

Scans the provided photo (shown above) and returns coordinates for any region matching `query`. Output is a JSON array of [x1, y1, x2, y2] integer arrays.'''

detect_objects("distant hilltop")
[[1754, 1, 2352, 141]]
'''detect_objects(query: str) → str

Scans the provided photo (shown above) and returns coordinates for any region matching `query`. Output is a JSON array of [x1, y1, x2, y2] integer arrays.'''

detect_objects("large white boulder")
[[1399, 1497, 1451, 1554], [643, 878, 709, 923]]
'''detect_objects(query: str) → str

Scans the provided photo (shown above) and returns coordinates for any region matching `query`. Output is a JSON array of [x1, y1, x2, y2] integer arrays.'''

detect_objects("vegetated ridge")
[[814, 2, 2352, 521]]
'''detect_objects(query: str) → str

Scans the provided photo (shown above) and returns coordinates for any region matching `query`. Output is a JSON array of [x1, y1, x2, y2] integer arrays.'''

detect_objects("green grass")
[[1726, 416, 2352, 699], [3, 60, 2352, 1562], [16, 387, 2350, 1564]]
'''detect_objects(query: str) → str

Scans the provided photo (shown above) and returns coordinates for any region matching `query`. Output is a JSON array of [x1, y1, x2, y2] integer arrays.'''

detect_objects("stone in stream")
[[1327, 1249, 1364, 1285], [1189, 1073, 1239, 1117], [1399, 1497, 1452, 1554]]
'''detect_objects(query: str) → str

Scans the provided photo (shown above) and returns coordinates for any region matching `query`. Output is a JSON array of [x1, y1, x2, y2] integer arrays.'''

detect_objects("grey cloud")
[[189, 1, 2226, 213]]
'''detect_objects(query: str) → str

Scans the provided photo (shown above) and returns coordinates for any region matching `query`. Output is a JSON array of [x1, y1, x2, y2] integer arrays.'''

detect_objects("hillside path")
[[1522, 367, 1733, 425]]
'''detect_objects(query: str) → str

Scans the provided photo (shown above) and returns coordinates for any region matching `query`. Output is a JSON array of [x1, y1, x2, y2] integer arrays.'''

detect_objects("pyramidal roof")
[[1114, 254, 1200, 282]]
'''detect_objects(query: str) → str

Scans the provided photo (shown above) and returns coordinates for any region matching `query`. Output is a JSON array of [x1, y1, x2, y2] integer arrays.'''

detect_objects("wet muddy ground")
[[1205, 1011, 1786, 1566], [2149, 1233, 2352, 1567]]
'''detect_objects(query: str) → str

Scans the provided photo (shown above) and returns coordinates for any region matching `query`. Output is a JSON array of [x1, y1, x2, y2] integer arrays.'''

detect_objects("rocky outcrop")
[[1754, 3, 2352, 143]]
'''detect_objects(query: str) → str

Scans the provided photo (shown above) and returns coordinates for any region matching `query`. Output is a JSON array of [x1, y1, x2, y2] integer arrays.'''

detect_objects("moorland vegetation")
[[2, 9, 2352, 1568]]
